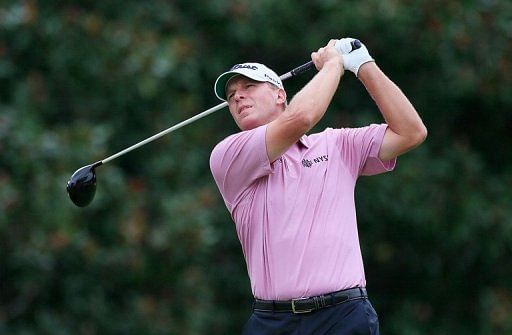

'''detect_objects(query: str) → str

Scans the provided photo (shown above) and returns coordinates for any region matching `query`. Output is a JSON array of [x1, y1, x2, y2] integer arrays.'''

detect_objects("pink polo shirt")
[[210, 123, 395, 300]]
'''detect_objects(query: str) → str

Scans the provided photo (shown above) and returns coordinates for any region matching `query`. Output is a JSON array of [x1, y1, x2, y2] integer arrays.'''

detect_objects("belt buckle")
[[291, 297, 312, 314]]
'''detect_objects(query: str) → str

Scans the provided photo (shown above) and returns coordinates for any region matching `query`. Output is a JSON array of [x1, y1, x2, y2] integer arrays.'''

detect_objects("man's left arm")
[[357, 62, 427, 161], [338, 38, 427, 161]]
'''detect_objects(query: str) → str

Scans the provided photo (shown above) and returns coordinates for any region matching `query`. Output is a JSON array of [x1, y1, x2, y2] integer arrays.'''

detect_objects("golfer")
[[210, 38, 427, 334]]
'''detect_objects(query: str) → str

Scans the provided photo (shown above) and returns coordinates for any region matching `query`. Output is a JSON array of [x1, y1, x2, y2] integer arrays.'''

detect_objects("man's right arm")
[[265, 40, 344, 162]]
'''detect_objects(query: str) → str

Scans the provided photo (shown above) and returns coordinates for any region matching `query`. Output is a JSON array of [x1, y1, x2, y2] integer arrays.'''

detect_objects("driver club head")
[[66, 162, 101, 207]]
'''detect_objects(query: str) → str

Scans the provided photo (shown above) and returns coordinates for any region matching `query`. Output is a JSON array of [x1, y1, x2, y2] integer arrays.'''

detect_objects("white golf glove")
[[335, 38, 374, 76]]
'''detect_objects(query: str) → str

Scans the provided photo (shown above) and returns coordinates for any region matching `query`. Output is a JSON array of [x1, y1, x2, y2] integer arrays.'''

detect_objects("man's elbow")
[[282, 106, 315, 134], [417, 123, 428, 144], [379, 123, 427, 161], [410, 123, 428, 148]]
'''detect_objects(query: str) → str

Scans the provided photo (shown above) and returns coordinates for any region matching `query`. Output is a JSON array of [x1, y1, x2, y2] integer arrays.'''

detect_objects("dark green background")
[[1, 1, 511, 334]]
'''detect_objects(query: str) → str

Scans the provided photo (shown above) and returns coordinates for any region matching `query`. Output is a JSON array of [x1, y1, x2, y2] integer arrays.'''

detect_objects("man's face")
[[225, 76, 285, 131]]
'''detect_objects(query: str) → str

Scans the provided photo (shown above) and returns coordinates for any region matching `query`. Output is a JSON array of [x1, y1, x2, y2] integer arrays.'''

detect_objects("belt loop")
[[319, 295, 327, 308]]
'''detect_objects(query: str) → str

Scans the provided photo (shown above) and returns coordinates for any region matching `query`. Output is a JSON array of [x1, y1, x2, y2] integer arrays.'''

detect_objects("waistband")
[[253, 287, 368, 314]]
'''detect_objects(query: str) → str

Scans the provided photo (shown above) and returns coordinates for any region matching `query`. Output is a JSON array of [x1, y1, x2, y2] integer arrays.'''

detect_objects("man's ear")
[[276, 88, 287, 105]]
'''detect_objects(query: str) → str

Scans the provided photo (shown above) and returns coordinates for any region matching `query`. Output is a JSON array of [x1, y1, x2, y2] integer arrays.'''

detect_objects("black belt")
[[253, 287, 368, 314]]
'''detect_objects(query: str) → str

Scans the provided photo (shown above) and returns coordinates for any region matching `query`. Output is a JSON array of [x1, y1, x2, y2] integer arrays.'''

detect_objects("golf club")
[[66, 39, 361, 207]]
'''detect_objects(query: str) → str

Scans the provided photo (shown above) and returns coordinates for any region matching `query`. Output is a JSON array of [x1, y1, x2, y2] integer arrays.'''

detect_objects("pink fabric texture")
[[210, 124, 395, 300]]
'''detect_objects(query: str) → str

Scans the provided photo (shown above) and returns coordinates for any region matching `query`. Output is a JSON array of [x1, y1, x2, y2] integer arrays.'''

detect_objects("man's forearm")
[[358, 62, 427, 144], [265, 45, 343, 163], [287, 60, 343, 128]]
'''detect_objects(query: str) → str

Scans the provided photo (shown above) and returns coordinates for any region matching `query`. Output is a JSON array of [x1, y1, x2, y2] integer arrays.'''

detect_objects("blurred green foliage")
[[1, 0, 511, 334]]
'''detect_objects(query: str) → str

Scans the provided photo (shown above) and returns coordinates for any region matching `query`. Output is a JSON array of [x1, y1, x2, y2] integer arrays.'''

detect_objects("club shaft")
[[101, 101, 228, 164]]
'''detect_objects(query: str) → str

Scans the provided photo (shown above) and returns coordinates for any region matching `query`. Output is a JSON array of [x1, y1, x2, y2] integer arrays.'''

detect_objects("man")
[[209, 38, 427, 334]]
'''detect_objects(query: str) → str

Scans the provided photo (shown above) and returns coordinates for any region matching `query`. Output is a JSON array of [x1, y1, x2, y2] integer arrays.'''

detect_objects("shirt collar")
[[299, 135, 310, 148]]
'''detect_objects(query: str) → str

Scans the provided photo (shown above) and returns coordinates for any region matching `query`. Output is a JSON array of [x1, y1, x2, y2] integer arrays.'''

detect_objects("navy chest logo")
[[301, 155, 328, 168]]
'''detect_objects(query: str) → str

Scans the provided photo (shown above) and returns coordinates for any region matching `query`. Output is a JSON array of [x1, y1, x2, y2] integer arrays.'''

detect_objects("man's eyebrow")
[[226, 78, 258, 94]]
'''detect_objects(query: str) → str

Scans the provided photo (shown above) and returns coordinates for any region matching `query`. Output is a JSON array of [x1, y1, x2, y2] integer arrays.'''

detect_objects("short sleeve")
[[334, 123, 396, 177]]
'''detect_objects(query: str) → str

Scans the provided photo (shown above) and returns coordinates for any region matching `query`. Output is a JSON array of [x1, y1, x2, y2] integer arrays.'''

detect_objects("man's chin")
[[240, 118, 261, 131]]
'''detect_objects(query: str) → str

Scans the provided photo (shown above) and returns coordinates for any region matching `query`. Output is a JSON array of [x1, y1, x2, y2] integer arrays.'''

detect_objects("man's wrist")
[[356, 61, 378, 79], [322, 58, 344, 77]]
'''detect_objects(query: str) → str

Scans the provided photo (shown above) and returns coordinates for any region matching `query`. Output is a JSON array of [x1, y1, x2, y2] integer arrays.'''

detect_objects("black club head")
[[66, 163, 99, 207]]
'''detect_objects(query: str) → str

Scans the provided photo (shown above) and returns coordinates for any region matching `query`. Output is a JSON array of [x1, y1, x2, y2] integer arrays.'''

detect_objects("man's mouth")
[[238, 105, 252, 115]]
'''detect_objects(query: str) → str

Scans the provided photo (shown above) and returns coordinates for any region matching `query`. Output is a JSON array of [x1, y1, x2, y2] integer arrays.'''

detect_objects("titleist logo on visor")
[[229, 64, 281, 87], [231, 64, 258, 70]]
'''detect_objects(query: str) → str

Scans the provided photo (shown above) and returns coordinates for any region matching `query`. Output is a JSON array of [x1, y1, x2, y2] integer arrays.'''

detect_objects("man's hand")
[[335, 38, 374, 76], [311, 39, 344, 75]]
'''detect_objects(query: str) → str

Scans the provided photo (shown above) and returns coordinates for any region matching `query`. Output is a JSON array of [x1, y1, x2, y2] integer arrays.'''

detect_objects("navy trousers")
[[242, 298, 379, 335]]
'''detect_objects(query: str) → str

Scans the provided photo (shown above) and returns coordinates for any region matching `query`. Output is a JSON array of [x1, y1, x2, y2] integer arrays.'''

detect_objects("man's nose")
[[234, 90, 245, 101]]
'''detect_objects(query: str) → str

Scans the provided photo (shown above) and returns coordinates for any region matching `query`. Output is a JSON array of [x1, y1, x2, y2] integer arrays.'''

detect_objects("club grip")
[[335, 38, 362, 55], [350, 39, 362, 50], [289, 61, 316, 78], [280, 39, 362, 80]]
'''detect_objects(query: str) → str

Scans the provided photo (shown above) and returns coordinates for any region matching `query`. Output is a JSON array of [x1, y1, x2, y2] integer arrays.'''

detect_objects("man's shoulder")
[[311, 124, 387, 137], [213, 125, 267, 152], [213, 132, 240, 150], [304, 124, 388, 149], [306, 127, 339, 141]]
